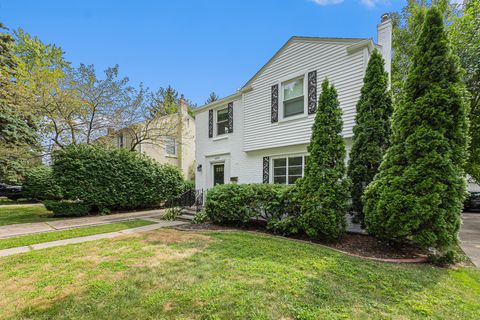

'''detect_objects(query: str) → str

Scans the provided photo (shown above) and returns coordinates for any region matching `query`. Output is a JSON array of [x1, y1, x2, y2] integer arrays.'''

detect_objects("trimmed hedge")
[[52, 145, 184, 213], [204, 184, 301, 234], [23, 166, 63, 200], [44, 200, 91, 217]]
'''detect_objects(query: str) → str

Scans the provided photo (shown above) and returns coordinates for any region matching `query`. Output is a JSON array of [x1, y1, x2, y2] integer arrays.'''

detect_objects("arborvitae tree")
[[363, 6, 469, 250], [298, 79, 350, 240], [347, 49, 392, 225]]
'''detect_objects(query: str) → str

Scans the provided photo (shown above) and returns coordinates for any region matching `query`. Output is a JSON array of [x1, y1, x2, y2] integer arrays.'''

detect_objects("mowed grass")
[[0, 230, 479, 319], [0, 219, 155, 250], [0, 204, 54, 226]]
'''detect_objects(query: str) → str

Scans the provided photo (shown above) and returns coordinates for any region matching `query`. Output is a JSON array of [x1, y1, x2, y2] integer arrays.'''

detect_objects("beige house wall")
[[110, 98, 196, 180]]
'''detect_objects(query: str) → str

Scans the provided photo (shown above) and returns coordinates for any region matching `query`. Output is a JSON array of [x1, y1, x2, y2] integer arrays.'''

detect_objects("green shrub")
[[204, 183, 300, 233], [162, 207, 182, 220], [23, 166, 62, 200], [52, 145, 184, 213], [205, 184, 256, 225], [44, 200, 91, 217], [182, 180, 195, 193], [297, 79, 350, 241], [192, 210, 208, 224], [363, 7, 469, 250]]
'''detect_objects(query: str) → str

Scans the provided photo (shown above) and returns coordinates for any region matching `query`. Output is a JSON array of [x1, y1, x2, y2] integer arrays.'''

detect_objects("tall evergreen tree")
[[205, 92, 219, 104], [298, 79, 349, 240], [347, 49, 392, 225], [363, 6, 469, 250]]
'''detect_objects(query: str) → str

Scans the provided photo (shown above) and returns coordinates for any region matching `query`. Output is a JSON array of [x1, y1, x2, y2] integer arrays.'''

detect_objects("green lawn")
[[0, 230, 478, 319], [0, 220, 155, 250], [0, 204, 54, 226]]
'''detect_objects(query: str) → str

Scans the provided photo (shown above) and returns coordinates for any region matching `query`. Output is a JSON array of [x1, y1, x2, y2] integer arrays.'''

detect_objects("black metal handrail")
[[168, 189, 204, 212]]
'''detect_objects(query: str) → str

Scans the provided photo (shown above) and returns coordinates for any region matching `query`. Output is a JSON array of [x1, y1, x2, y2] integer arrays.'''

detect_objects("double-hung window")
[[165, 137, 176, 156], [118, 134, 124, 148], [282, 77, 304, 118], [216, 108, 229, 135], [272, 155, 308, 185]]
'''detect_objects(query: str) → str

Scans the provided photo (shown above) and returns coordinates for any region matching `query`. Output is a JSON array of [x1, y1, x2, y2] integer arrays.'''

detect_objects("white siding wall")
[[195, 93, 353, 190], [195, 98, 246, 189], [195, 39, 368, 190], [243, 40, 367, 151]]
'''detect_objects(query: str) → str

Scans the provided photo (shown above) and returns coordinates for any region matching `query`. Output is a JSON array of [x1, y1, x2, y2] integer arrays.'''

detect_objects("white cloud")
[[310, 0, 344, 6], [359, 0, 389, 8]]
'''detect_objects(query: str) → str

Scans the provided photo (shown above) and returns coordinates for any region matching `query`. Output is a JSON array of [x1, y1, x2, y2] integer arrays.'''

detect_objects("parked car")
[[464, 192, 480, 212], [0, 183, 23, 200]]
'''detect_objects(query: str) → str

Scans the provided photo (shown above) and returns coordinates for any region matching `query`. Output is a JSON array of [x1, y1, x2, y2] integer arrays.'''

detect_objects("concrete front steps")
[[178, 207, 197, 222]]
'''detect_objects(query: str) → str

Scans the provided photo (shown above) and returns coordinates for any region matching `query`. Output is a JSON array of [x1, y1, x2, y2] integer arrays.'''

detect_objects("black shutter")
[[263, 157, 270, 183], [228, 102, 233, 133], [308, 70, 317, 114], [208, 109, 213, 138], [271, 84, 278, 123]]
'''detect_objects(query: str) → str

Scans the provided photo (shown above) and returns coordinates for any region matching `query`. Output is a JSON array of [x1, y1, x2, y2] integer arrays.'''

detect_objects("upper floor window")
[[118, 134, 124, 148], [217, 108, 229, 135], [165, 137, 176, 155], [272, 155, 308, 185], [282, 77, 304, 118]]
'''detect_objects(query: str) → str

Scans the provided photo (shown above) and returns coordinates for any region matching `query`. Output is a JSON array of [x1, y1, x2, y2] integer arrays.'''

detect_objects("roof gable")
[[240, 36, 372, 89]]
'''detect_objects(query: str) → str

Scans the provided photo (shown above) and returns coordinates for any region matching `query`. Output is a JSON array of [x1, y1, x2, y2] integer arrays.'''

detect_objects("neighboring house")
[[110, 97, 196, 179], [194, 15, 392, 190]]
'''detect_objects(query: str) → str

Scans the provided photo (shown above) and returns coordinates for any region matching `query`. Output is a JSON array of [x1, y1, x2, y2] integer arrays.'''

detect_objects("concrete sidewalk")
[[0, 208, 167, 239], [0, 220, 187, 258], [460, 212, 480, 268]]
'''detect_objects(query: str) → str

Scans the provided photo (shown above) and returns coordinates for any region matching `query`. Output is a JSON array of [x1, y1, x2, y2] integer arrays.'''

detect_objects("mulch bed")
[[177, 222, 429, 263]]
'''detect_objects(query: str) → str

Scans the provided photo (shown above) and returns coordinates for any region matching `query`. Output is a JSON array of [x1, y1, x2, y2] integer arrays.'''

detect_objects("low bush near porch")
[[205, 184, 301, 233]]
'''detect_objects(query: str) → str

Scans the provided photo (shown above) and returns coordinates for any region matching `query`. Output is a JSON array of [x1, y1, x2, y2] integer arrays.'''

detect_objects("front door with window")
[[213, 164, 225, 186]]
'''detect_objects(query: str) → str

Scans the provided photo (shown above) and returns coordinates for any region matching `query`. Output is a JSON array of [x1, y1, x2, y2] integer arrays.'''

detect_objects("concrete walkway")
[[0, 220, 187, 258], [460, 212, 480, 267], [0, 208, 168, 239]]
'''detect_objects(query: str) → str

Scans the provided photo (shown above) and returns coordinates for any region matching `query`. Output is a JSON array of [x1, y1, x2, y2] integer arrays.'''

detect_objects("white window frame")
[[271, 154, 308, 185], [165, 137, 176, 156], [279, 74, 307, 121], [216, 107, 229, 136], [118, 134, 124, 148]]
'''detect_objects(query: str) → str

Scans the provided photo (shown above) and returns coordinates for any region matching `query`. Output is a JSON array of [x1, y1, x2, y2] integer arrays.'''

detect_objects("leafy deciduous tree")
[[0, 23, 39, 183]]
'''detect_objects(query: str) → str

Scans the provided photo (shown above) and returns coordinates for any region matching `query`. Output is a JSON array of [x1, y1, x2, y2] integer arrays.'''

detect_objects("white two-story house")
[[194, 15, 392, 191]]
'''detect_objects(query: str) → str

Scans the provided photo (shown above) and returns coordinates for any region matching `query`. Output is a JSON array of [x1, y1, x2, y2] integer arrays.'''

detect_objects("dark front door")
[[213, 164, 225, 186]]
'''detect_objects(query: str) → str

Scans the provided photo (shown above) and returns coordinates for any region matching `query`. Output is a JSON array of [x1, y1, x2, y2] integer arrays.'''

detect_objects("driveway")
[[460, 212, 480, 267]]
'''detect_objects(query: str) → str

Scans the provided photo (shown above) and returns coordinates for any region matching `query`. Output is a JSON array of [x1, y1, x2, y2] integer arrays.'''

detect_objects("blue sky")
[[0, 0, 404, 105]]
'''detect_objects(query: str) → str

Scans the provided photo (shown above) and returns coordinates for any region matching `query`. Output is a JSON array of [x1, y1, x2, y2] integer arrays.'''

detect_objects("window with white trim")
[[282, 77, 304, 118], [118, 134, 124, 148], [216, 108, 229, 135], [165, 137, 176, 155], [272, 155, 308, 185]]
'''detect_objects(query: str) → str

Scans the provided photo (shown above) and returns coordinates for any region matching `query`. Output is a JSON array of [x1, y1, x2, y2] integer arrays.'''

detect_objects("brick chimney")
[[377, 13, 392, 84], [179, 94, 188, 115]]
